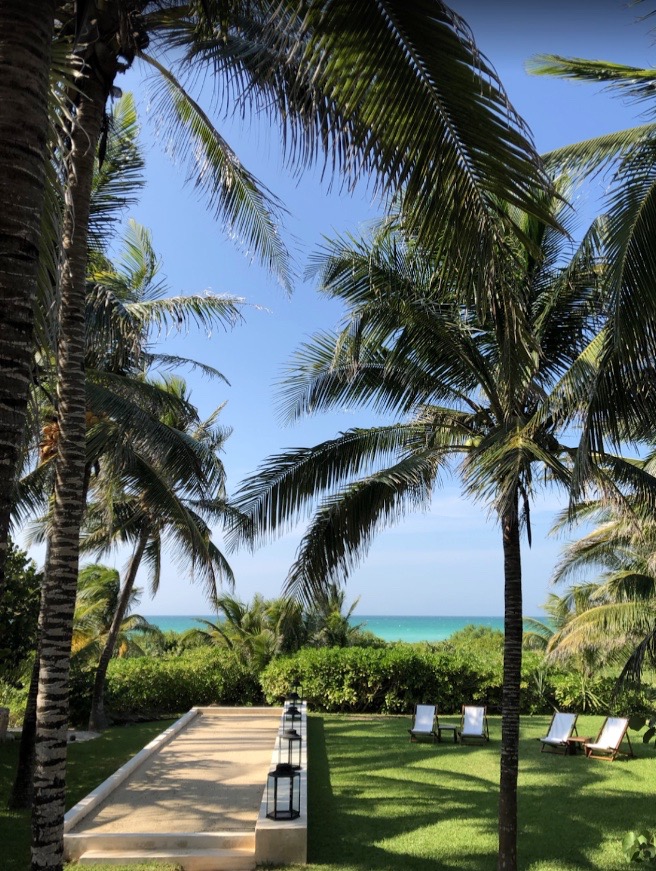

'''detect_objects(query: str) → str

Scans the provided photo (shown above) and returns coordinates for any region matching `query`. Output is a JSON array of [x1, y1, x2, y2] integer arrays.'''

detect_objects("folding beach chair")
[[584, 716, 634, 761], [459, 705, 489, 744], [539, 711, 578, 754], [408, 704, 438, 743]]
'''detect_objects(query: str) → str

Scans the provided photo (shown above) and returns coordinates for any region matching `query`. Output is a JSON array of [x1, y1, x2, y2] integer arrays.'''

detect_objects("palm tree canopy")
[[230, 194, 610, 604], [547, 494, 656, 681], [528, 50, 656, 464], [47, 0, 558, 297]]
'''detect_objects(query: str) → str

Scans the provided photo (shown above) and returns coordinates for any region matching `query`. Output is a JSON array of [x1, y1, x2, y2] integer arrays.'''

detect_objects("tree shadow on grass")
[[307, 715, 656, 871]]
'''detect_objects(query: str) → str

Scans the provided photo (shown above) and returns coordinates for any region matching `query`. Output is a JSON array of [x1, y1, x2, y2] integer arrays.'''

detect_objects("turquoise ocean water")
[[145, 614, 508, 643]]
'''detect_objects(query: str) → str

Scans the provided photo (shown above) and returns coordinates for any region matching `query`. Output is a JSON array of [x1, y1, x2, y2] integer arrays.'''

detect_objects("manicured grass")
[[292, 713, 656, 871], [0, 720, 174, 871], [3, 713, 654, 869]]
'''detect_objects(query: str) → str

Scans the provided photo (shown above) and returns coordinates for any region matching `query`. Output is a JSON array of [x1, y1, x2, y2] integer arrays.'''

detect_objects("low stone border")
[[255, 701, 308, 865]]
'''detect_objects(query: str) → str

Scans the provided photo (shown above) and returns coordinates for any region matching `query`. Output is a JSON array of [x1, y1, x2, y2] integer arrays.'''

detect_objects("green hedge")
[[69, 650, 262, 725], [260, 645, 546, 714]]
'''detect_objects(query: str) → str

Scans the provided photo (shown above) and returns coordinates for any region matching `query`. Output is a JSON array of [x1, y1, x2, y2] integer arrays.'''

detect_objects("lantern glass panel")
[[278, 728, 302, 769], [266, 763, 300, 820], [283, 705, 302, 732]]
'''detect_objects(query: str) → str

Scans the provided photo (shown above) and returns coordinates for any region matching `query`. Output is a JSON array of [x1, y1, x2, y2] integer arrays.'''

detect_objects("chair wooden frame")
[[539, 711, 578, 754], [459, 705, 489, 744], [584, 716, 634, 761], [408, 703, 438, 743]]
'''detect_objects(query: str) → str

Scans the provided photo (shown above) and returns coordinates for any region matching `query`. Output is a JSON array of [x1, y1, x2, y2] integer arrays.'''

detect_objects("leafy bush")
[[260, 644, 548, 714], [69, 650, 262, 726], [0, 679, 29, 727], [623, 831, 656, 863], [551, 673, 656, 716]]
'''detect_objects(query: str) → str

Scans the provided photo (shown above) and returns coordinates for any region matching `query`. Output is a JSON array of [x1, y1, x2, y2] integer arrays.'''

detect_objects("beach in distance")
[[144, 614, 538, 643]]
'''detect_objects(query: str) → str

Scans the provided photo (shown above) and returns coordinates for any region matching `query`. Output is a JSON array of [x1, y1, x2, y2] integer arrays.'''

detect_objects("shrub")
[[0, 679, 28, 727], [260, 644, 547, 714], [69, 650, 262, 725]]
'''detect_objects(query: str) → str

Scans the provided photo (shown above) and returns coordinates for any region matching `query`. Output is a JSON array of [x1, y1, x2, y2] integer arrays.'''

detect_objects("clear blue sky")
[[100, 1, 653, 616]]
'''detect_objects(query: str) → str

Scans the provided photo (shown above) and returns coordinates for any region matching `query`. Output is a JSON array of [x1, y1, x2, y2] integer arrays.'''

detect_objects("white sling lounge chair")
[[539, 712, 578, 754], [459, 705, 489, 744], [584, 716, 634, 761], [408, 704, 438, 743]]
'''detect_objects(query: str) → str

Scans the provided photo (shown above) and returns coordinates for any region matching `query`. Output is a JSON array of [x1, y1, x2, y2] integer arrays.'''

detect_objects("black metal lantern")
[[278, 728, 302, 769], [286, 684, 303, 703], [266, 763, 301, 820], [283, 704, 302, 733]]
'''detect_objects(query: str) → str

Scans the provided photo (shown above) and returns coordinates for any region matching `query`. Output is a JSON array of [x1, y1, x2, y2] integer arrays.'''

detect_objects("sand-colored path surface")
[[71, 709, 281, 834]]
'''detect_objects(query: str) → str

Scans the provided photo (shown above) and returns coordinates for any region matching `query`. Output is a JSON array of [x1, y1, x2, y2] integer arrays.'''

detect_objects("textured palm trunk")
[[88, 526, 150, 731], [0, 2, 55, 585], [11, 466, 92, 811], [30, 71, 106, 871], [7, 651, 40, 809], [498, 496, 523, 871]]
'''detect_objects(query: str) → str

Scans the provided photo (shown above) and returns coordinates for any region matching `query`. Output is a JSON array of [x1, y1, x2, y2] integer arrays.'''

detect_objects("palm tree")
[[80, 375, 235, 730], [25, 112, 242, 856], [529, 47, 656, 491], [71, 564, 160, 664], [231, 198, 611, 870], [0, 1, 55, 583], [190, 594, 281, 671], [26, 5, 557, 865], [547, 496, 656, 685], [307, 582, 363, 648]]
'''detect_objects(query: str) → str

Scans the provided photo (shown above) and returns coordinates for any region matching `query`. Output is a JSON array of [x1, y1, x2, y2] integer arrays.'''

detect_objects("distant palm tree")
[[72, 564, 160, 664], [80, 375, 235, 730], [190, 595, 281, 671], [547, 495, 656, 685], [232, 195, 617, 869], [308, 583, 363, 648]]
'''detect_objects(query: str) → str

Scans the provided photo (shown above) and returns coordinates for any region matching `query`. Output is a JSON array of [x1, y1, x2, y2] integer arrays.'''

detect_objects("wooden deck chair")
[[459, 705, 489, 744], [408, 704, 438, 743], [540, 712, 578, 754], [584, 716, 634, 761]]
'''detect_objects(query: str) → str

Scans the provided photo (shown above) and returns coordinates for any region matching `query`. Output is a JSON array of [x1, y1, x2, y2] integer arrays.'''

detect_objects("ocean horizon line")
[[141, 613, 543, 644]]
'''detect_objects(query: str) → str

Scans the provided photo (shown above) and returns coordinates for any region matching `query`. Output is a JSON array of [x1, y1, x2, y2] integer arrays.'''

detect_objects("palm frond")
[[140, 51, 293, 292]]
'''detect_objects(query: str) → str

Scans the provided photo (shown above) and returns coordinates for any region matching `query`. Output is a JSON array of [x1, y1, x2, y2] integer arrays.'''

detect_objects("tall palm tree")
[[27, 5, 556, 866], [27, 124, 241, 865], [0, 1, 55, 584], [80, 375, 235, 730], [231, 199, 611, 870]]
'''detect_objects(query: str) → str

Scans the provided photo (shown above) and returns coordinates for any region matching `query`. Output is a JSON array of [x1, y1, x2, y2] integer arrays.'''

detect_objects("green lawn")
[[0, 720, 175, 871], [297, 713, 655, 871], [1, 713, 654, 870]]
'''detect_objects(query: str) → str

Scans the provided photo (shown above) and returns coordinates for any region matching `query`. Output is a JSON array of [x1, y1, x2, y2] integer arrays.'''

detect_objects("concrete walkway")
[[70, 709, 281, 835]]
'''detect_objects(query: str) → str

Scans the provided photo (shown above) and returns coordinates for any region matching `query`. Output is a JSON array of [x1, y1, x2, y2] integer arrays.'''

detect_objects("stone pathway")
[[70, 709, 281, 834]]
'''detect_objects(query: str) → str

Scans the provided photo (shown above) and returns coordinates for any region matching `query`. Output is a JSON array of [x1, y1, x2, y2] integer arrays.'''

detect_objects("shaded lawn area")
[[297, 713, 656, 871], [0, 720, 175, 871], [1, 713, 654, 870]]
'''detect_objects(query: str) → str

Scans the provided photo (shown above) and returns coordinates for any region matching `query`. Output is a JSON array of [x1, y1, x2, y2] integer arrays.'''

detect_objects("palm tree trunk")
[[0, 1, 55, 585], [88, 526, 150, 731], [10, 464, 92, 811], [498, 497, 523, 871], [30, 69, 106, 871], [7, 652, 39, 810]]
